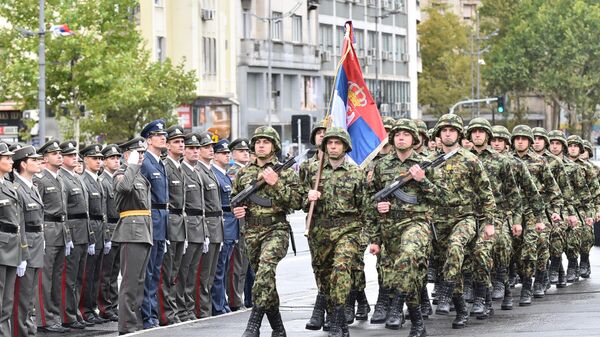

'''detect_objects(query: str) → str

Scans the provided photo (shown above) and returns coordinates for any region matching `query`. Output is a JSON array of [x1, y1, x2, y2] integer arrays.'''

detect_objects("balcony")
[[239, 38, 321, 71]]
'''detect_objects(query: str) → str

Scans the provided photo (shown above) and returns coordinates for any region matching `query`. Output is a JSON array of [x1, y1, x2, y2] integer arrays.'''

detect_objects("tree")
[[0, 0, 197, 143], [418, 8, 472, 116]]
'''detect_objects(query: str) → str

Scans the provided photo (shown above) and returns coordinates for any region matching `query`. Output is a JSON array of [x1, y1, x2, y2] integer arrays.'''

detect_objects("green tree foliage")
[[0, 0, 197, 143], [418, 8, 471, 116]]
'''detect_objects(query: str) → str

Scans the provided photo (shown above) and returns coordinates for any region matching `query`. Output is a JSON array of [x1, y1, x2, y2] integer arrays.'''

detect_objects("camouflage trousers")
[[351, 231, 368, 292], [535, 222, 551, 271], [513, 214, 543, 278], [434, 215, 477, 295], [244, 223, 289, 310], [564, 225, 581, 259], [380, 220, 431, 306], [309, 224, 363, 308], [463, 223, 496, 288], [577, 224, 595, 254], [548, 220, 567, 259], [492, 217, 512, 271]]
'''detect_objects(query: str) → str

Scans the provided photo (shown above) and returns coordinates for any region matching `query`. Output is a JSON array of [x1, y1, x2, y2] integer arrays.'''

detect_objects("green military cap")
[[310, 119, 328, 146], [511, 125, 534, 144], [119, 137, 146, 152], [184, 132, 201, 147], [59, 141, 78, 155], [80, 144, 104, 158], [197, 132, 216, 147], [12, 145, 41, 162], [251, 126, 281, 152], [466, 117, 493, 143], [102, 144, 122, 158], [390, 119, 420, 146], [230, 138, 250, 151], [0, 143, 13, 156], [166, 125, 185, 141], [38, 139, 62, 155], [434, 113, 464, 138], [320, 127, 352, 152], [547, 130, 567, 149]]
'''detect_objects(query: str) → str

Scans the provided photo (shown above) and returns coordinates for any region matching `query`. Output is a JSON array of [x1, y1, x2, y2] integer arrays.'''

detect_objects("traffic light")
[[497, 95, 505, 113]]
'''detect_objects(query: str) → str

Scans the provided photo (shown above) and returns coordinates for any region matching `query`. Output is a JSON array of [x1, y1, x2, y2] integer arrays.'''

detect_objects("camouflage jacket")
[[563, 157, 595, 218], [506, 153, 544, 223], [227, 162, 246, 181], [471, 147, 522, 224], [578, 159, 600, 212], [514, 150, 562, 216], [231, 156, 303, 218], [298, 152, 320, 187], [540, 150, 576, 216], [432, 147, 496, 226], [368, 150, 445, 245]]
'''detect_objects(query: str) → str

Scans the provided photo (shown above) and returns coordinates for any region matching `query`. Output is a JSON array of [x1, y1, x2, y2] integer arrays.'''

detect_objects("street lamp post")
[[38, 0, 46, 144]]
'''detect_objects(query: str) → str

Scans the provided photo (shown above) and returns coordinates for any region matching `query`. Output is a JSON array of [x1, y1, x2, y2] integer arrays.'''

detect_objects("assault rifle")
[[373, 148, 459, 203]]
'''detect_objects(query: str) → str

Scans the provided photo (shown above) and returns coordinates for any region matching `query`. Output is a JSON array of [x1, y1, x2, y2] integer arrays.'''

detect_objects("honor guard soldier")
[[176, 132, 209, 322], [158, 125, 188, 326], [34, 140, 72, 333], [113, 138, 153, 335], [211, 139, 237, 315], [98, 144, 122, 322], [139, 119, 170, 329], [227, 138, 255, 311], [194, 132, 224, 318], [11, 145, 42, 337], [59, 140, 95, 329], [79, 144, 110, 324], [232, 126, 303, 337]]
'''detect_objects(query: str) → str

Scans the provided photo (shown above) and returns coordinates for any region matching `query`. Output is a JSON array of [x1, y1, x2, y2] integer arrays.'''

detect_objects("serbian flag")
[[330, 21, 386, 168], [49, 24, 74, 36]]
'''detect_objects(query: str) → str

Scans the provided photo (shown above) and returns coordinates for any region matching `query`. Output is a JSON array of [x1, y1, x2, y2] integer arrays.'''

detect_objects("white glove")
[[103, 241, 112, 255], [219, 242, 224, 252], [17, 260, 27, 277], [164, 241, 168, 254], [87, 243, 96, 255], [183, 239, 188, 255], [127, 150, 139, 165], [65, 241, 74, 256], [202, 237, 210, 254]]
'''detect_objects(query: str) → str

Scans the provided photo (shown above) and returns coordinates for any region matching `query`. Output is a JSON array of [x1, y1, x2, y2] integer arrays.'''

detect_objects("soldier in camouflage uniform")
[[232, 126, 303, 337], [427, 128, 437, 153], [414, 120, 430, 157], [547, 131, 594, 285], [368, 119, 443, 337], [465, 118, 522, 319], [567, 135, 600, 280], [511, 125, 562, 306], [531, 127, 579, 296], [303, 127, 366, 337], [432, 114, 496, 330]]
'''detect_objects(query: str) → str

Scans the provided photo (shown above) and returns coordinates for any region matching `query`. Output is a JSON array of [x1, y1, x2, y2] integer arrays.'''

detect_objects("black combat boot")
[[480, 287, 494, 319], [420, 286, 433, 318], [427, 262, 437, 284], [566, 258, 579, 283], [431, 281, 440, 305], [492, 267, 506, 300], [549, 256, 560, 284], [435, 281, 454, 315], [508, 264, 518, 288], [471, 282, 486, 317], [242, 306, 265, 337], [407, 304, 427, 337], [533, 270, 545, 298], [328, 306, 349, 337], [501, 281, 513, 310], [305, 293, 326, 330], [543, 268, 551, 291], [343, 290, 356, 324], [266, 308, 286, 337], [557, 262, 567, 288], [385, 291, 405, 330], [519, 277, 533, 306], [451, 294, 468, 329], [370, 287, 390, 324], [354, 289, 370, 320], [463, 273, 474, 303], [580, 253, 591, 278]]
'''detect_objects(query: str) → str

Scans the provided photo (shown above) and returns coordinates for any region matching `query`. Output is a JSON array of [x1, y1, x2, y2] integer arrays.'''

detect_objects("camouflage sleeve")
[[572, 165, 594, 218], [555, 162, 576, 216], [366, 162, 383, 245], [519, 163, 544, 223], [471, 159, 496, 226], [420, 168, 448, 206], [583, 163, 600, 213], [541, 164, 563, 215], [264, 168, 303, 211], [501, 157, 523, 223]]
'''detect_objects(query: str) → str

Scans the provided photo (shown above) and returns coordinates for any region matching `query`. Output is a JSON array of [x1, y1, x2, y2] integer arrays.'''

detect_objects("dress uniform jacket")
[[164, 157, 186, 242], [196, 162, 224, 242], [140, 153, 169, 241], [100, 170, 120, 238], [82, 171, 107, 249], [181, 162, 207, 242], [34, 169, 70, 246], [59, 168, 93, 245]]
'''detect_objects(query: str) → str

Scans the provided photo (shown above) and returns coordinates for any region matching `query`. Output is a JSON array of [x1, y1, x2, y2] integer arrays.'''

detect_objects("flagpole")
[[303, 22, 353, 237]]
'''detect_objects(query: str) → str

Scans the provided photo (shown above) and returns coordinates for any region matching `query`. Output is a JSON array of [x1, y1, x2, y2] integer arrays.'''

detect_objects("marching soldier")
[[227, 138, 254, 311], [12, 145, 42, 337], [34, 140, 71, 333], [232, 126, 303, 337], [195, 132, 224, 318], [176, 132, 209, 322], [414, 119, 430, 157], [158, 125, 187, 326], [59, 140, 95, 329], [98, 144, 122, 321], [79, 144, 110, 324], [113, 137, 153, 334], [139, 119, 170, 329]]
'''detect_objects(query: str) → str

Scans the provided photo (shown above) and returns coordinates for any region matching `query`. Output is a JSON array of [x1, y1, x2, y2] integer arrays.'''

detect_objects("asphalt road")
[[40, 213, 600, 336]]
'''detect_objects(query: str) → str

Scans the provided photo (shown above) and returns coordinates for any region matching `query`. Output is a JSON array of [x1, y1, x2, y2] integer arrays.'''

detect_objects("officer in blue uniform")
[[210, 140, 238, 315], [139, 119, 169, 329]]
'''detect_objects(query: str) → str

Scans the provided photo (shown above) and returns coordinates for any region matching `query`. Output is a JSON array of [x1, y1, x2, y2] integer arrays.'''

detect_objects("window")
[[156, 36, 166, 61], [395, 35, 406, 57], [203, 37, 216, 76], [247, 73, 261, 108], [154, 0, 163, 6], [319, 24, 333, 53], [395, 0, 406, 12], [302, 76, 318, 110], [382, 33, 392, 52], [368, 30, 377, 53], [292, 15, 302, 42], [242, 11, 252, 39], [336, 26, 345, 55], [272, 12, 282, 40], [353, 29, 365, 56]]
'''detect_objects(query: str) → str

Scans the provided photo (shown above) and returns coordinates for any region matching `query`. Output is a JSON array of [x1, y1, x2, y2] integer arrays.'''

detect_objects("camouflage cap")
[[250, 126, 281, 152], [492, 125, 511, 145], [567, 135, 584, 150], [427, 128, 435, 140], [434, 113, 464, 138], [320, 127, 352, 152], [389, 119, 420, 146], [310, 119, 328, 146], [466, 117, 493, 143], [382, 116, 396, 131], [583, 139, 594, 156], [532, 127, 549, 145], [511, 125, 534, 144], [547, 130, 567, 149], [415, 119, 429, 139]]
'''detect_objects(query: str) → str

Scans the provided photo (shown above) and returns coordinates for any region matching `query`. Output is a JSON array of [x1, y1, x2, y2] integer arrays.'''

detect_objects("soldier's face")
[[315, 129, 326, 147], [44, 151, 63, 168], [167, 138, 185, 157], [470, 129, 488, 147], [148, 134, 167, 150], [490, 137, 507, 152], [232, 149, 250, 164], [84, 157, 103, 173], [104, 155, 121, 172], [581, 151, 590, 160], [440, 127, 459, 146], [549, 140, 564, 156], [214, 152, 230, 166], [22, 157, 43, 175], [326, 138, 345, 159], [199, 145, 214, 161], [254, 138, 274, 158], [427, 139, 436, 150], [394, 131, 413, 151], [513, 136, 530, 152], [0, 155, 13, 174], [62, 153, 77, 169], [568, 144, 581, 157], [533, 136, 546, 152], [184, 146, 200, 163], [415, 133, 424, 148]]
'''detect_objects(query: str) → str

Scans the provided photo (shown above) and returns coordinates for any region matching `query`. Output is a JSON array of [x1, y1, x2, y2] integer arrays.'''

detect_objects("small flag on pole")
[[49, 24, 74, 36]]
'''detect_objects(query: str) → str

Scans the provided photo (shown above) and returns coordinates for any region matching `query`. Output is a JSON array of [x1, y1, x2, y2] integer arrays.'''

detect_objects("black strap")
[[152, 203, 168, 210], [0, 225, 18, 233], [67, 213, 88, 220], [169, 208, 183, 215], [205, 211, 223, 218], [89, 214, 105, 221], [25, 225, 43, 233], [107, 217, 120, 224], [222, 206, 232, 213], [44, 214, 66, 222], [187, 209, 204, 216]]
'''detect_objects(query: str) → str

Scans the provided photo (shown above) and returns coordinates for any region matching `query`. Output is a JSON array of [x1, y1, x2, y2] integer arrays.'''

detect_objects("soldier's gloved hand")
[[511, 224, 523, 237], [87, 244, 96, 255], [262, 167, 279, 186], [551, 212, 561, 223], [183, 240, 188, 255], [65, 241, 74, 256], [307, 190, 321, 202], [103, 241, 112, 255], [17, 260, 27, 277], [567, 215, 578, 227], [127, 150, 139, 165], [409, 164, 425, 182], [483, 224, 495, 240], [369, 244, 380, 255], [377, 201, 391, 214], [233, 206, 246, 219], [202, 237, 210, 254], [534, 222, 546, 233]]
